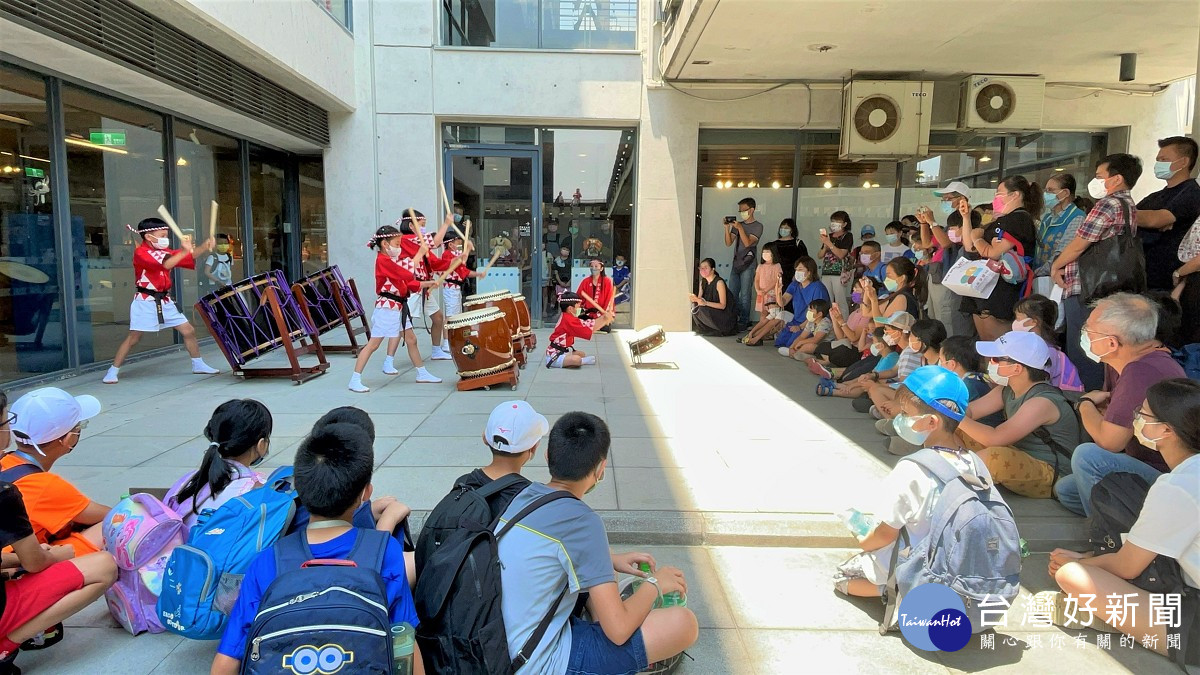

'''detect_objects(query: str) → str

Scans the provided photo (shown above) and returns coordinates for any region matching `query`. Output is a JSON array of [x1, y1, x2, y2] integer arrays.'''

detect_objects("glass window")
[[61, 85, 168, 364], [539, 128, 635, 325], [298, 157, 328, 276], [248, 146, 288, 276], [898, 133, 1002, 217], [443, 0, 635, 49], [0, 66, 66, 382], [173, 124, 244, 318], [1001, 132, 1107, 197], [795, 132, 897, 258], [313, 0, 350, 29]]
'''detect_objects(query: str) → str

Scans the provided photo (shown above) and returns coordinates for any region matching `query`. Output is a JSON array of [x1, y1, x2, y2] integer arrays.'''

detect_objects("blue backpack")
[[881, 449, 1022, 634], [241, 529, 392, 675], [157, 467, 298, 640]]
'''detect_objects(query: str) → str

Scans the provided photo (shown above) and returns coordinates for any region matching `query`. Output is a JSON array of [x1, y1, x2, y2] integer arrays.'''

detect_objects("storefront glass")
[[249, 145, 288, 276], [299, 157, 328, 276], [442, 0, 636, 50]]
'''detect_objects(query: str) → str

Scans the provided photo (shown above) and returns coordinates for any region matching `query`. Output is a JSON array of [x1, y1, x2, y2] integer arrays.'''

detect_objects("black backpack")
[[1088, 472, 1185, 594], [413, 487, 574, 674], [414, 473, 530, 573]]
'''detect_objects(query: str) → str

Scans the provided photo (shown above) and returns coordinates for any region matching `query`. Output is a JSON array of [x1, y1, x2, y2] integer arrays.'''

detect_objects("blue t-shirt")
[[784, 280, 831, 321], [873, 351, 900, 373], [864, 261, 887, 282], [217, 528, 418, 659]]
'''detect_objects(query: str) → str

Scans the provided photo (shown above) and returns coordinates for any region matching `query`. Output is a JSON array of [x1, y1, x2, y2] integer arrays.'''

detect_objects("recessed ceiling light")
[[823, 180, 833, 189], [771, 181, 781, 189], [739, 156, 750, 161], [691, 60, 712, 65], [979, 156, 992, 163], [862, 181, 872, 188], [1054, 167, 1065, 172], [578, 153, 587, 157], [815, 172, 824, 176]]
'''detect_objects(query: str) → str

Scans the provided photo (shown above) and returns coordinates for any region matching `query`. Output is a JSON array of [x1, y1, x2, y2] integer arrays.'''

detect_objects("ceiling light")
[[737, 181, 745, 187], [2, 166, 12, 173], [979, 155, 991, 163], [19, 154, 49, 164], [815, 172, 824, 176], [739, 156, 749, 161], [65, 137, 129, 155], [177, 157, 188, 166], [715, 181, 723, 189], [862, 181, 871, 188], [0, 151, 10, 156], [724, 180, 733, 188], [872, 183, 880, 188], [578, 153, 587, 157], [771, 180, 781, 189], [1054, 167, 1065, 172], [823, 180, 833, 189]]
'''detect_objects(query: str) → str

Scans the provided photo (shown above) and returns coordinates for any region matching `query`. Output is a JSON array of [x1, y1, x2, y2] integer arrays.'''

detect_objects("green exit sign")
[[24, 167, 45, 178], [89, 130, 126, 146]]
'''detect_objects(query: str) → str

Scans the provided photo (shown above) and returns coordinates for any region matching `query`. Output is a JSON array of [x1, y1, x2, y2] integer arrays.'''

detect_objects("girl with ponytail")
[[166, 399, 273, 528]]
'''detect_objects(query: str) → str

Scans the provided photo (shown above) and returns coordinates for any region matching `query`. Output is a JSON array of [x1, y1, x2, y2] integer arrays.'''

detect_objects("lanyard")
[[307, 519, 353, 530], [9, 449, 45, 470]]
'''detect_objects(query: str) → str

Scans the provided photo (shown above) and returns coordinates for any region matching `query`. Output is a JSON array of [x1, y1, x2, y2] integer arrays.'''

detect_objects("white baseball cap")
[[10, 387, 101, 455], [933, 181, 971, 197], [975, 331, 1051, 370], [485, 400, 549, 454]]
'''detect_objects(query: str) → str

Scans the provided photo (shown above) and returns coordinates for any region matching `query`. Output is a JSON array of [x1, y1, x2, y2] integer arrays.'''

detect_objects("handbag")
[[1078, 201, 1146, 304]]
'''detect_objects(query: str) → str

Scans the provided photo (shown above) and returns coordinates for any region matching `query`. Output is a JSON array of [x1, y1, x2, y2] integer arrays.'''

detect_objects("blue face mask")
[[939, 201, 955, 215], [1043, 191, 1060, 208], [1154, 160, 1178, 180], [885, 234, 900, 245]]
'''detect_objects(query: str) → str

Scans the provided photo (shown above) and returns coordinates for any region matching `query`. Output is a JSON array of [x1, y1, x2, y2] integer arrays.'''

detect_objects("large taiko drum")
[[445, 307, 518, 391], [464, 290, 526, 367], [511, 293, 535, 350]]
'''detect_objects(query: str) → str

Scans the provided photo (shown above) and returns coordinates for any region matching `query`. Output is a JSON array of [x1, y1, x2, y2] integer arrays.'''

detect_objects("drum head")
[[464, 290, 512, 304], [0, 260, 50, 284], [446, 306, 503, 328]]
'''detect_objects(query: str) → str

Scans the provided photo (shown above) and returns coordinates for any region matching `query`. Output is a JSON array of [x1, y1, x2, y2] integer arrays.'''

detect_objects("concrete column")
[[1194, 24, 1200, 140]]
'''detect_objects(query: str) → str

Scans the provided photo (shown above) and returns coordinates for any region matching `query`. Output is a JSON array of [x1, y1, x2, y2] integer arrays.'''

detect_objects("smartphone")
[[724, 216, 736, 224], [819, 228, 827, 236]]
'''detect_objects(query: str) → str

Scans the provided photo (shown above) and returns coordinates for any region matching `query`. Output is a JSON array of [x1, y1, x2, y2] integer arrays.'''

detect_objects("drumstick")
[[209, 200, 218, 240], [407, 208, 426, 240], [439, 180, 453, 218], [479, 247, 503, 276], [155, 205, 189, 245], [578, 291, 615, 319]]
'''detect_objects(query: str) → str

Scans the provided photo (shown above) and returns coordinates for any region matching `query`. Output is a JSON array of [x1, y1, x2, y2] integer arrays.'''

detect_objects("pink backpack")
[[101, 493, 186, 635]]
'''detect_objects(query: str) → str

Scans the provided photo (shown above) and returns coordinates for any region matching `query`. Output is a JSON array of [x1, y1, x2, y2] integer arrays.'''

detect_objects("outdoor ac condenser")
[[958, 75, 1045, 132], [839, 80, 934, 160]]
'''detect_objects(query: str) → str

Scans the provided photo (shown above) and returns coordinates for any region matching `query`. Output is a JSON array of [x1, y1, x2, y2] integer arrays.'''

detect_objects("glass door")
[[444, 147, 542, 325]]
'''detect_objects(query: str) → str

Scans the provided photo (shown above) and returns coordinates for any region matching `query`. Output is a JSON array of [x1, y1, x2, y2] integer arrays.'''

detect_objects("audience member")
[[867, 318, 946, 419], [753, 243, 782, 326], [772, 257, 830, 349], [781, 299, 833, 360], [920, 202, 980, 338], [723, 198, 763, 329], [1036, 173, 1090, 275], [857, 241, 886, 283], [807, 288, 875, 373], [1136, 136, 1200, 292], [879, 221, 912, 263], [770, 218, 806, 287], [689, 258, 738, 336], [1053, 293, 1186, 516], [818, 211, 854, 313], [859, 257, 922, 320], [1012, 295, 1083, 393]]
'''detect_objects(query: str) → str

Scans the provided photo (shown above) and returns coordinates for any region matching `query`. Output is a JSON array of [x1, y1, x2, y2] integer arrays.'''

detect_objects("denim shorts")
[[566, 616, 649, 675]]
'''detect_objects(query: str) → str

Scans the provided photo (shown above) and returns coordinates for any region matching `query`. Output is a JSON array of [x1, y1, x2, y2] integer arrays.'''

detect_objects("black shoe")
[[21, 623, 62, 651], [0, 650, 19, 675]]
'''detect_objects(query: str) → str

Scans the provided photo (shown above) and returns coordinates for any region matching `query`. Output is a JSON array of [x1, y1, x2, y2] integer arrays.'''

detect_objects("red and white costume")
[[130, 242, 194, 331], [545, 311, 593, 368], [372, 252, 421, 337], [396, 232, 440, 319], [575, 275, 614, 328], [432, 248, 470, 317]]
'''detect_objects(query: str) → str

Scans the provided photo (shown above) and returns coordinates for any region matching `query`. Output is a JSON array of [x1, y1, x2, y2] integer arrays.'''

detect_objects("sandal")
[[816, 378, 836, 397], [805, 358, 833, 379]]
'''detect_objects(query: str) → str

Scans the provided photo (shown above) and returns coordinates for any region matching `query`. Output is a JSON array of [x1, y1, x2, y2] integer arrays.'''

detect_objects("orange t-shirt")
[[0, 455, 99, 555]]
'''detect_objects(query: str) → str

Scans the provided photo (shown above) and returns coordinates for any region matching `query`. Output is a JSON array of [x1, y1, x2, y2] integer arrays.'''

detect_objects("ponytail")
[[1001, 175, 1042, 217], [175, 399, 273, 514]]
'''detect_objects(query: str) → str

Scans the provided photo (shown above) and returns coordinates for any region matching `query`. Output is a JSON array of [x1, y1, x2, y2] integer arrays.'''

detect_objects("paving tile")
[[624, 545, 737, 629], [610, 437, 727, 469], [616, 467, 759, 512], [740, 629, 945, 674], [379, 435, 546, 467], [15, 626, 185, 675], [57, 434, 194, 467], [677, 629, 754, 675]]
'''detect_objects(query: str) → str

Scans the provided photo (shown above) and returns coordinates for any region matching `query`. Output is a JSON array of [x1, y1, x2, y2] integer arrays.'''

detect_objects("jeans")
[[1064, 295, 1104, 391], [726, 262, 757, 327], [1053, 442, 1163, 517]]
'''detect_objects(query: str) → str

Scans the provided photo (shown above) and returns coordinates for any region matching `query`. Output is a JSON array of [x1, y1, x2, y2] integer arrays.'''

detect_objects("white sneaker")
[[415, 368, 442, 384], [382, 357, 399, 375], [191, 358, 219, 375], [102, 366, 119, 384], [429, 347, 453, 361], [348, 374, 370, 393]]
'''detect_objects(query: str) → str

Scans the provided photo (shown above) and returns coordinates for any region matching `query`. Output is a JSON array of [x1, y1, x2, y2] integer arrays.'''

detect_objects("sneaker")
[[102, 367, 119, 384], [869, 405, 884, 420], [348, 380, 370, 393], [429, 347, 453, 361], [191, 359, 219, 375], [382, 364, 399, 375], [415, 369, 442, 384], [0, 651, 18, 675], [875, 418, 898, 436], [805, 358, 833, 379]]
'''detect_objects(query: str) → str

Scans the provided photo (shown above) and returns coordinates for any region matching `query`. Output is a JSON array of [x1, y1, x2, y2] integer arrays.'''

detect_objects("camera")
[[723, 216, 736, 225]]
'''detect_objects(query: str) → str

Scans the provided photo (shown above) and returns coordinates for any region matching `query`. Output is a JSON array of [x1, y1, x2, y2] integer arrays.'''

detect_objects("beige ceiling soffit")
[[662, 0, 720, 81]]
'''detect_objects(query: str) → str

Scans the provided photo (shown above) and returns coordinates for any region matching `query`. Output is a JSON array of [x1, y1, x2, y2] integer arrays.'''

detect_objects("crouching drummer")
[[545, 292, 612, 368]]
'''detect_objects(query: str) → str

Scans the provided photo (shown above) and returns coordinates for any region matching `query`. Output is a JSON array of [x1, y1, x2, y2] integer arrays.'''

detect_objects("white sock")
[[440, 340, 450, 352], [191, 357, 219, 374], [416, 366, 431, 377], [581, 355, 596, 365], [191, 357, 205, 368], [382, 356, 397, 374], [103, 366, 119, 383], [348, 372, 369, 392], [350, 372, 363, 384]]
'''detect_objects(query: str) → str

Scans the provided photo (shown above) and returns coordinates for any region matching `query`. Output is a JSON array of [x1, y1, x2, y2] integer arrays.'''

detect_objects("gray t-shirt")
[[1003, 383, 1080, 469], [495, 483, 614, 674], [732, 219, 763, 273]]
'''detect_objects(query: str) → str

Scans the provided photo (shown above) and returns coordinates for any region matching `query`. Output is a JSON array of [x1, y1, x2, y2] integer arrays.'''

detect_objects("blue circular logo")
[[897, 584, 972, 652]]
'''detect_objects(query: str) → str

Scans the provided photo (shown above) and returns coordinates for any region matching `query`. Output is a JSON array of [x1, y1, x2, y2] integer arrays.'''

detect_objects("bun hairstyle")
[[1000, 175, 1044, 217], [395, 209, 425, 235], [175, 399, 273, 515], [367, 224, 402, 250]]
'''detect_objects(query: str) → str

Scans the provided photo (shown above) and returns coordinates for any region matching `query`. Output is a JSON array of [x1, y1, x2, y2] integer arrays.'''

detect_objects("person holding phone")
[[723, 198, 763, 330], [818, 211, 854, 315]]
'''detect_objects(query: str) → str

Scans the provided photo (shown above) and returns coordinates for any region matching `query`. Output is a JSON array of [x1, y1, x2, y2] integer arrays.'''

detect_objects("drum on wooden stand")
[[511, 293, 535, 351], [445, 307, 519, 391], [463, 290, 526, 368]]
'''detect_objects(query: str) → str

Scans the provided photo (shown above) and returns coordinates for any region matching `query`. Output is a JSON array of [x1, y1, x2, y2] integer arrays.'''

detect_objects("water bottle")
[[837, 508, 875, 540], [637, 562, 686, 608], [391, 622, 414, 675], [1019, 537, 1030, 559]]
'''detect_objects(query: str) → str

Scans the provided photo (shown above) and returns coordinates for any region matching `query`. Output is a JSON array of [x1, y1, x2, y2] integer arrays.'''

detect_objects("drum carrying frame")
[[292, 266, 371, 355]]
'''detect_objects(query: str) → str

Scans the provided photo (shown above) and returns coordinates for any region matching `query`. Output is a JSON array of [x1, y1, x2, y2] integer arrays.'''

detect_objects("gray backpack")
[[880, 449, 1021, 634]]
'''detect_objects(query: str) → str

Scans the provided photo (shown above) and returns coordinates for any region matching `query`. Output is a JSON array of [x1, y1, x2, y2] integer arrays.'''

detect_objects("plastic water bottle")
[[838, 508, 876, 540], [1019, 537, 1030, 559], [391, 622, 414, 675], [637, 562, 687, 608]]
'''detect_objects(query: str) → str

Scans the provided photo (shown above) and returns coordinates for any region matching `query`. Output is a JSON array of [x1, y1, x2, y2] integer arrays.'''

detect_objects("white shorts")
[[129, 298, 188, 332], [546, 351, 567, 368], [405, 290, 440, 321], [369, 307, 412, 338], [442, 285, 463, 318]]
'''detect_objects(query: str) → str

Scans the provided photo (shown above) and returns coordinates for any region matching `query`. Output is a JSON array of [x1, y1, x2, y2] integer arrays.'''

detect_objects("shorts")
[[369, 307, 412, 338], [406, 289, 440, 320], [442, 285, 463, 318], [566, 616, 648, 675], [546, 350, 568, 368], [129, 298, 188, 332], [0, 560, 85, 638]]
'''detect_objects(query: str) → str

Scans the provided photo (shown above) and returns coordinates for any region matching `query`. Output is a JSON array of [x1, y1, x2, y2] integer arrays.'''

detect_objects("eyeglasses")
[[1082, 326, 1117, 339], [2, 411, 15, 427], [1134, 409, 1162, 424], [988, 356, 1015, 365]]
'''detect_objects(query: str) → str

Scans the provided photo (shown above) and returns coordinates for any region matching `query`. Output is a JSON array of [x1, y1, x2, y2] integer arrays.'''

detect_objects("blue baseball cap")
[[900, 366, 969, 421], [861, 225, 876, 236]]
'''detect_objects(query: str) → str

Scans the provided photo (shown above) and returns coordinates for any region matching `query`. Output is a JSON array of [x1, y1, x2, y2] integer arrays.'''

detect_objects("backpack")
[[240, 529, 393, 675], [414, 473, 530, 573], [414, 489, 576, 674], [1023, 382, 1081, 486], [101, 493, 187, 635], [1087, 472, 1186, 595], [157, 469, 297, 640], [881, 450, 1022, 634]]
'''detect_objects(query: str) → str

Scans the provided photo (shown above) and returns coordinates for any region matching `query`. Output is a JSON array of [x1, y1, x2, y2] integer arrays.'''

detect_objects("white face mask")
[[150, 236, 170, 250], [882, 333, 898, 346], [870, 343, 883, 356], [1080, 330, 1114, 363], [805, 310, 817, 322], [797, 270, 809, 283], [1087, 177, 1109, 199], [1012, 318, 1035, 332], [383, 245, 401, 260], [987, 361, 1011, 386], [892, 413, 933, 446], [830, 222, 844, 233], [1132, 416, 1167, 450]]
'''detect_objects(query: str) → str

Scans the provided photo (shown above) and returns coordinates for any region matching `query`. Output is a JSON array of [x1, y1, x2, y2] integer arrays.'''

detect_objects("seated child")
[[211, 423, 424, 675], [867, 318, 947, 419], [740, 300, 788, 346], [3, 388, 108, 556], [165, 399, 270, 530], [819, 313, 915, 398], [819, 327, 899, 397], [1012, 295, 1083, 393], [833, 366, 980, 597], [546, 291, 613, 368], [780, 299, 833, 360], [0, 392, 117, 673]]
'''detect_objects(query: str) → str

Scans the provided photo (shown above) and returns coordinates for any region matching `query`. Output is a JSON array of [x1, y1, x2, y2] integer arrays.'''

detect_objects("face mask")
[[883, 278, 900, 293], [1088, 177, 1109, 199], [383, 245, 400, 260], [851, 291, 863, 304], [870, 343, 883, 356], [885, 234, 900, 245], [947, 229, 962, 244], [797, 271, 809, 283], [912, 249, 926, 260], [830, 222, 844, 233], [1043, 191, 1061, 208], [584, 467, 605, 495], [737, 210, 749, 222], [987, 361, 1011, 386], [1012, 318, 1035, 332], [216, 244, 231, 254], [939, 201, 955, 214], [151, 236, 170, 250], [249, 446, 269, 468], [1153, 160, 1178, 180], [615, 259, 625, 267], [1132, 416, 1167, 450], [883, 332, 898, 346], [860, 253, 874, 265], [805, 310, 817, 322], [893, 413, 933, 446], [1080, 330, 1114, 363], [453, 213, 463, 223], [779, 228, 792, 237], [991, 194, 1009, 213]]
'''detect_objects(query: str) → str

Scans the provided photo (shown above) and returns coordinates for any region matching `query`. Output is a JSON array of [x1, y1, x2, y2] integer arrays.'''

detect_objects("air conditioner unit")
[[840, 80, 933, 160], [958, 75, 1045, 132]]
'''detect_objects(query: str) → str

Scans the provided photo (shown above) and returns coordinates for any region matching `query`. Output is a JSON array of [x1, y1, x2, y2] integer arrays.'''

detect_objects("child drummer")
[[433, 231, 487, 322], [103, 217, 220, 384], [545, 291, 613, 368], [395, 209, 453, 361]]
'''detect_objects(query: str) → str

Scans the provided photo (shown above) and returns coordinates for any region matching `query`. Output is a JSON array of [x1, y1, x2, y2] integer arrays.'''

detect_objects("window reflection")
[[898, 134, 1003, 216], [443, 0, 636, 49], [299, 158, 328, 276], [249, 146, 287, 276], [0, 66, 66, 382]]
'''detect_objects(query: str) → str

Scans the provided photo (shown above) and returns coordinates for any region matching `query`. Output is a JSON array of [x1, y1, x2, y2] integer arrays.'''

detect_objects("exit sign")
[[24, 167, 45, 178], [89, 130, 127, 146]]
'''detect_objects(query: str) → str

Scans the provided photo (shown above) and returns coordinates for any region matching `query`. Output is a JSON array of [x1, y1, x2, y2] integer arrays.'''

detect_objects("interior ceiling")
[[675, 0, 1200, 85]]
